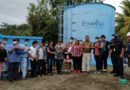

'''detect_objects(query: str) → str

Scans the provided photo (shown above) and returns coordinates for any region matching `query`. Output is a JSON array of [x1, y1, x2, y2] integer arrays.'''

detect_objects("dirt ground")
[[0, 67, 130, 90]]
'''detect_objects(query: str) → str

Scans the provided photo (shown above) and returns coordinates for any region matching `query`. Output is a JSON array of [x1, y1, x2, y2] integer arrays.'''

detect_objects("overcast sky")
[[0, 0, 123, 25]]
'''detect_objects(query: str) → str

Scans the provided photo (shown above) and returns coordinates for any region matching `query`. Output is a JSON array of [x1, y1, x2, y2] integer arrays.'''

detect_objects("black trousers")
[[94, 55, 102, 71], [73, 57, 82, 71], [111, 54, 124, 76], [100, 52, 108, 70], [38, 59, 46, 76], [56, 59, 63, 74], [30, 60, 38, 77], [8, 62, 20, 81]]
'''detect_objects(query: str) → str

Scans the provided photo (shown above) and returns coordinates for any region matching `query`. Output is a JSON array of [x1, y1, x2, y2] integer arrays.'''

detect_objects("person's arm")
[[80, 46, 83, 56], [120, 48, 125, 58], [70, 47, 74, 56], [109, 49, 112, 57], [3, 49, 8, 61], [120, 42, 126, 58], [44, 47, 47, 60], [28, 48, 35, 59], [8, 47, 16, 54], [47, 47, 54, 54]]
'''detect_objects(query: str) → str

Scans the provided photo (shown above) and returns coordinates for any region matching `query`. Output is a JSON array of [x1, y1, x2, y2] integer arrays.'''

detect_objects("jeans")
[[72, 57, 82, 71], [82, 53, 91, 71], [56, 59, 63, 74], [30, 60, 38, 77], [38, 59, 46, 76], [94, 55, 101, 71], [8, 62, 20, 81], [100, 52, 108, 70], [20, 57, 28, 78], [47, 57, 54, 74]]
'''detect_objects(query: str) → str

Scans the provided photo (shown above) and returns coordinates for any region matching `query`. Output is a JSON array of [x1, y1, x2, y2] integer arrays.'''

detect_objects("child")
[[64, 55, 71, 73]]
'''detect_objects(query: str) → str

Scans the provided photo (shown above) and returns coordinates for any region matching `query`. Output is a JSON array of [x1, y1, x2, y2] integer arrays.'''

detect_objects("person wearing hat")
[[109, 34, 125, 78], [126, 32, 130, 67], [93, 37, 102, 74], [100, 35, 109, 72]]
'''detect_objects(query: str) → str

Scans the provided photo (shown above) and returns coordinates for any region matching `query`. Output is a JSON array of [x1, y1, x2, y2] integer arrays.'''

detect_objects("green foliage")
[[0, 23, 32, 36], [116, 0, 130, 40]]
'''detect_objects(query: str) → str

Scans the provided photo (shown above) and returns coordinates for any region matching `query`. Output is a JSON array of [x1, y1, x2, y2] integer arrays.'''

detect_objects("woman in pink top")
[[71, 40, 83, 74], [93, 37, 102, 74]]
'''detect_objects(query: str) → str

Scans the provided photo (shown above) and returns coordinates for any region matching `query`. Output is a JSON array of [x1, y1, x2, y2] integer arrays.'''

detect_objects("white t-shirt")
[[28, 46, 37, 61], [38, 48, 44, 59]]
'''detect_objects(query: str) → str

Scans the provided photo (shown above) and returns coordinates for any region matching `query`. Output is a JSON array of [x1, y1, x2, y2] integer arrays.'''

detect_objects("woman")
[[37, 42, 47, 76], [82, 35, 92, 72], [55, 41, 65, 75], [93, 37, 102, 74], [47, 41, 55, 76], [0, 42, 7, 79], [71, 40, 83, 74]]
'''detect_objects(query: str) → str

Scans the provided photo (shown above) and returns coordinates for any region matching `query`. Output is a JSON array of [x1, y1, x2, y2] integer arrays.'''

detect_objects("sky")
[[0, 0, 123, 25]]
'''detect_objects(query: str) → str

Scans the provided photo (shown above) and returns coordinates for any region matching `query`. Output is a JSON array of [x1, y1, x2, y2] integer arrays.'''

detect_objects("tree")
[[116, 0, 130, 40], [0, 23, 31, 36], [27, 0, 59, 42]]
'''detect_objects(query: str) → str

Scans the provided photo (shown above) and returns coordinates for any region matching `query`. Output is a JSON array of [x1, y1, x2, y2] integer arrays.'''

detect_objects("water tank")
[[63, 3, 115, 43]]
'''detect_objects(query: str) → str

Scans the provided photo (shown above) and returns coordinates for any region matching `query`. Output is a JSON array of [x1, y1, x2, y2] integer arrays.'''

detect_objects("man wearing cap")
[[109, 34, 125, 78], [126, 32, 130, 67]]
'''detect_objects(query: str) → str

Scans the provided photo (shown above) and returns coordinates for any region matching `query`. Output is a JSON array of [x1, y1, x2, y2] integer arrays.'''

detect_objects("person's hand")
[[4, 58, 8, 62], [120, 54, 123, 58]]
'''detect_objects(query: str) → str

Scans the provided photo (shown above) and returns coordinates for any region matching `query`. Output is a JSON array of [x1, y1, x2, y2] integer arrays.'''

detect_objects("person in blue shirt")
[[20, 39, 30, 79], [7, 39, 24, 82]]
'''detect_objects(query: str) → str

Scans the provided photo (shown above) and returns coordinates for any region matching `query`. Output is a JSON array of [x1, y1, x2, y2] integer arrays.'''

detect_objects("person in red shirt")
[[71, 40, 83, 74]]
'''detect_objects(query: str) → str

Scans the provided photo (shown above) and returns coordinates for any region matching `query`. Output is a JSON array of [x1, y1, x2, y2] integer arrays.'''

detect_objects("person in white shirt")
[[37, 42, 47, 76], [28, 41, 38, 77]]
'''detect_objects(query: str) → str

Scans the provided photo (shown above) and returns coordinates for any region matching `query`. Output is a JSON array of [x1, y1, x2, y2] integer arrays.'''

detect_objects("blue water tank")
[[63, 3, 115, 43]]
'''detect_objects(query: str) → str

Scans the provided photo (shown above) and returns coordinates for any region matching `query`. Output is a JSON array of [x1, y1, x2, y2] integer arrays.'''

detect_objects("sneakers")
[[103, 69, 107, 72], [95, 71, 101, 74]]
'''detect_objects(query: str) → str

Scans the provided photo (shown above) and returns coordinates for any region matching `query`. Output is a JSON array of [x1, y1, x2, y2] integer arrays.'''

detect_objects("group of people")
[[0, 32, 130, 82]]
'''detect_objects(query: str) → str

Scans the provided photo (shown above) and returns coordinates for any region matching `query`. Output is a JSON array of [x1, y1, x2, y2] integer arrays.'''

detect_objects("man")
[[7, 39, 24, 82], [28, 41, 38, 77], [109, 34, 125, 78], [82, 35, 92, 72], [20, 39, 30, 79], [126, 32, 130, 67], [100, 35, 109, 72]]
